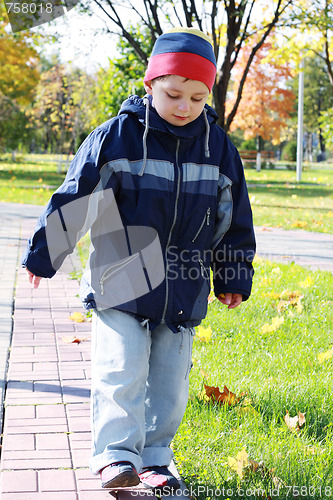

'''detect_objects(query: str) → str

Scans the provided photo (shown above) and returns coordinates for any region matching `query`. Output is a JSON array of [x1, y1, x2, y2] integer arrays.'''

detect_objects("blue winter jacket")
[[22, 95, 256, 332]]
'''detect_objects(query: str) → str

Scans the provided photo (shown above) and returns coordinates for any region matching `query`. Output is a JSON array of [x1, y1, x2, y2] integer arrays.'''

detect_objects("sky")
[[32, 3, 125, 72]]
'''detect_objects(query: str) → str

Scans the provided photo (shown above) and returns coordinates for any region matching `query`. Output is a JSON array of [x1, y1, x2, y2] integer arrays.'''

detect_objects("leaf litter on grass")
[[174, 257, 333, 496]]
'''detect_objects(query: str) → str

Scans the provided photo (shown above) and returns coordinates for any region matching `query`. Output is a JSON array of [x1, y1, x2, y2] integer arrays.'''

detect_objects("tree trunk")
[[256, 134, 262, 172]]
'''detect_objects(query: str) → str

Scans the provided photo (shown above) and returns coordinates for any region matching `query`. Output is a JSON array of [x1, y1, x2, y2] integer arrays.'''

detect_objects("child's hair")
[[151, 75, 191, 83], [144, 27, 217, 92]]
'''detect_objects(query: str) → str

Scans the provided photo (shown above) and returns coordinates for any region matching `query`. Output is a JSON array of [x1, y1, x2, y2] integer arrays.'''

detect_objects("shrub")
[[281, 141, 297, 161]]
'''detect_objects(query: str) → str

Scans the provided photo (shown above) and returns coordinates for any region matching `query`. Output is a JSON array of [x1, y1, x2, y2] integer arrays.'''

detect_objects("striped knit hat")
[[144, 27, 217, 92]]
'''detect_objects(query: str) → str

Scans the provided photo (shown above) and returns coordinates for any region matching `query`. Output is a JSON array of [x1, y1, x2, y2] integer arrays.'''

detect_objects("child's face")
[[144, 75, 210, 127]]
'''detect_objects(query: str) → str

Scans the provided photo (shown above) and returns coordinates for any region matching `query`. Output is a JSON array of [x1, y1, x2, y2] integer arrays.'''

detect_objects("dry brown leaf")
[[204, 384, 240, 406], [62, 335, 88, 344], [284, 410, 306, 432]]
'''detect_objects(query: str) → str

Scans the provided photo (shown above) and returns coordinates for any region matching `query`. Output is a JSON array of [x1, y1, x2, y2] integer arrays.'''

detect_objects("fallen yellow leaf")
[[228, 448, 249, 479], [196, 325, 212, 342], [318, 349, 333, 364], [69, 312, 85, 323], [299, 276, 315, 289], [261, 315, 284, 334]]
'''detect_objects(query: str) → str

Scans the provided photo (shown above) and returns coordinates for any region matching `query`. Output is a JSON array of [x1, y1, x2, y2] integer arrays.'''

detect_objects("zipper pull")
[[100, 279, 104, 296], [199, 259, 205, 278], [206, 207, 211, 225]]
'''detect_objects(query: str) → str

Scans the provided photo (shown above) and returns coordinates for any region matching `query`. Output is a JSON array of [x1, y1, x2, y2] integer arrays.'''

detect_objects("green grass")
[[0, 154, 66, 205], [173, 258, 333, 499], [245, 164, 333, 233], [1, 155, 332, 233], [3, 154, 332, 498]]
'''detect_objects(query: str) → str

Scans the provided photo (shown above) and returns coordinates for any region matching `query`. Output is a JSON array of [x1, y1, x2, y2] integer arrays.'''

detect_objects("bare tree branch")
[[181, 0, 192, 26], [231, 0, 255, 69], [92, 0, 150, 62], [144, 0, 163, 35], [189, 0, 203, 30], [84, 0, 295, 130], [226, 0, 292, 130], [324, 30, 333, 87]]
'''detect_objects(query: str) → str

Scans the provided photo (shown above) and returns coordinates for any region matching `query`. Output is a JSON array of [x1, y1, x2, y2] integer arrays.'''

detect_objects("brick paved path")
[[1, 202, 332, 499], [0, 207, 187, 499]]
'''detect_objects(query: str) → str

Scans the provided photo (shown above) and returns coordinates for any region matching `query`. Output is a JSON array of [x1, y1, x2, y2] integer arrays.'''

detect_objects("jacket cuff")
[[213, 261, 254, 301]]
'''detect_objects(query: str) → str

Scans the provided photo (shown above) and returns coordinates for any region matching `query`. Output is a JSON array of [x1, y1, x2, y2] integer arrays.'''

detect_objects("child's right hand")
[[26, 269, 42, 289]]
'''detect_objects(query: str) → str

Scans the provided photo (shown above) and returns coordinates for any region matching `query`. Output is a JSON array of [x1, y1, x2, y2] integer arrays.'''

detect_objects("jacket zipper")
[[99, 255, 137, 295], [192, 207, 211, 243], [161, 139, 181, 324], [199, 258, 210, 281]]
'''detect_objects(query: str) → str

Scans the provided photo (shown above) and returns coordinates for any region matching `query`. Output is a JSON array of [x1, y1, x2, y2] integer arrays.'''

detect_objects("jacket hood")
[[118, 94, 218, 139]]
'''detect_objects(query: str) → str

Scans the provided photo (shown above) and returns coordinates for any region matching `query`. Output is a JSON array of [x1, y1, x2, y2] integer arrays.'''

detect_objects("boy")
[[23, 28, 256, 494]]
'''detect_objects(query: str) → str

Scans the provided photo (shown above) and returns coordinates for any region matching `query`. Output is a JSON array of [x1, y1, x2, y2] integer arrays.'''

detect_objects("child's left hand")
[[217, 293, 242, 309]]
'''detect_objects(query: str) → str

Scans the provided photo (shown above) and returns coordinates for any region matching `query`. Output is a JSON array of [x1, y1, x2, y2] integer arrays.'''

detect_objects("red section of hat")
[[144, 52, 216, 91]]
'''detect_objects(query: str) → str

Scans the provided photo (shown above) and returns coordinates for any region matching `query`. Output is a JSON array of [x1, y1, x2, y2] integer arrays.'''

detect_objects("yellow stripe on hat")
[[165, 27, 214, 46]]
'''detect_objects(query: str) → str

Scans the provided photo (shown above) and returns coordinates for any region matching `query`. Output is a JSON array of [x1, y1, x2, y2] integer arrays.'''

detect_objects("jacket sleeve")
[[21, 125, 119, 278], [211, 140, 256, 301]]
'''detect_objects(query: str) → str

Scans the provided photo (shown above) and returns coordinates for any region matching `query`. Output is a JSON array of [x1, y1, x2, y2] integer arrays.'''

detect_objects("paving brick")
[[1, 457, 72, 470], [2, 449, 71, 460], [1, 493, 78, 499], [1, 470, 38, 493], [66, 403, 90, 417], [71, 448, 91, 468], [69, 432, 91, 450], [62, 380, 91, 403], [36, 404, 66, 418], [4, 406, 35, 420], [38, 469, 76, 491], [6, 347, 34, 360], [36, 433, 69, 450], [79, 491, 116, 499], [7, 363, 33, 373], [67, 417, 90, 433], [5, 380, 63, 405], [2, 433, 35, 451], [5, 422, 68, 434]]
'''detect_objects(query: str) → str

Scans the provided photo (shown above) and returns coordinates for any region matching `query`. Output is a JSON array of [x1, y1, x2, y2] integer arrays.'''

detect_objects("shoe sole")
[[102, 470, 140, 489], [141, 482, 180, 497]]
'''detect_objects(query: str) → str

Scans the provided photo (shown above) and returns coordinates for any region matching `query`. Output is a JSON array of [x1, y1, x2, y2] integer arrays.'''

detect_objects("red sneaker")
[[100, 461, 140, 489], [139, 466, 180, 495]]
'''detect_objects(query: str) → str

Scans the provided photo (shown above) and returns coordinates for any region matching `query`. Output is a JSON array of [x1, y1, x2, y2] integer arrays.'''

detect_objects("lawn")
[[0, 154, 67, 205], [245, 165, 333, 233], [0, 155, 332, 233], [173, 258, 333, 499], [1, 154, 332, 499]]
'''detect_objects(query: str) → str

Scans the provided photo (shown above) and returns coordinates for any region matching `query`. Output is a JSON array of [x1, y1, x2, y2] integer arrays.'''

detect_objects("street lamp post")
[[296, 58, 304, 182]]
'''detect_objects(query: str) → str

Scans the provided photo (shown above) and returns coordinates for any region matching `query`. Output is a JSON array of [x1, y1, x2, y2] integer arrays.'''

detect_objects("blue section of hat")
[[150, 32, 216, 66]]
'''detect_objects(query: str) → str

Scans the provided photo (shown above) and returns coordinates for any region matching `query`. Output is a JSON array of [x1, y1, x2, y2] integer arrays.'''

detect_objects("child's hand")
[[217, 293, 242, 309], [26, 269, 42, 289]]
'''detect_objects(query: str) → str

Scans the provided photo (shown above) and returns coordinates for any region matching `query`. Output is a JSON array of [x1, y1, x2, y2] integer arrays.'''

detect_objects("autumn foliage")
[[227, 40, 296, 144]]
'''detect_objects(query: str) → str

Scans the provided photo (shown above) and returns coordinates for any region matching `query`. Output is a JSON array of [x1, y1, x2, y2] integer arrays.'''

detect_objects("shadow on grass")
[[254, 395, 333, 442], [247, 181, 333, 200], [0, 166, 64, 186]]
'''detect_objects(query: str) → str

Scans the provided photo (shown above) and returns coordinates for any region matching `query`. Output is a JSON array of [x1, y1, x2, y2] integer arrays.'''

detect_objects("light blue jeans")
[[90, 308, 194, 475]]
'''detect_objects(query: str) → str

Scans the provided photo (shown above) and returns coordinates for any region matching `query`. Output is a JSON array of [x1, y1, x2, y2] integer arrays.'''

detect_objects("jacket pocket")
[[192, 207, 211, 243], [211, 174, 233, 250]]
